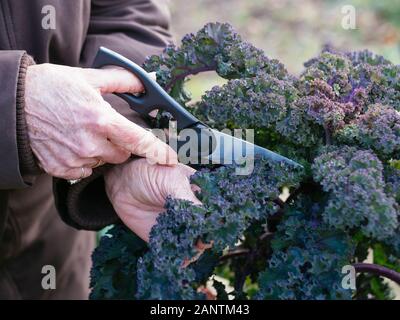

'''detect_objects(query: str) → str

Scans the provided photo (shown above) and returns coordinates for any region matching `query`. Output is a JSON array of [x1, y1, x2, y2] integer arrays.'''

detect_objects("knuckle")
[[87, 113, 110, 135], [86, 117, 102, 133], [90, 93, 105, 107], [95, 115, 110, 133]]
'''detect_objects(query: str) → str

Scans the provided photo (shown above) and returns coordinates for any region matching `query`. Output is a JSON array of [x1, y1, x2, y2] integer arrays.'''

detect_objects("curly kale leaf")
[[143, 22, 290, 106], [302, 49, 400, 111], [336, 104, 400, 159], [194, 74, 298, 130], [135, 199, 207, 300], [256, 198, 355, 300], [90, 225, 147, 299], [312, 146, 398, 241]]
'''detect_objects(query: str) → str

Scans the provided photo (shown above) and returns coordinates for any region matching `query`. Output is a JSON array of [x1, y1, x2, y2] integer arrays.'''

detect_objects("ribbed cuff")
[[16, 53, 42, 176], [65, 165, 120, 230]]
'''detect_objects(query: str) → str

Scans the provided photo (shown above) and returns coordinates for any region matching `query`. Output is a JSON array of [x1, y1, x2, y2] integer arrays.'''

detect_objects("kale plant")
[[90, 23, 400, 300]]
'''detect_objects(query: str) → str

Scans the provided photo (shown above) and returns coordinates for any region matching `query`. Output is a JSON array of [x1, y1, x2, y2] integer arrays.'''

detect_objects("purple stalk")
[[353, 263, 400, 285], [165, 64, 217, 91], [219, 248, 250, 262]]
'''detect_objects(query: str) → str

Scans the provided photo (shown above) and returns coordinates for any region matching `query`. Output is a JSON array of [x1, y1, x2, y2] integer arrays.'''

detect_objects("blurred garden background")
[[167, 0, 400, 299], [168, 0, 400, 101]]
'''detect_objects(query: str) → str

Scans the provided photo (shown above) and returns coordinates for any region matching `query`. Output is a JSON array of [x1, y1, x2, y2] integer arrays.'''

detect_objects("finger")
[[170, 168, 202, 205], [63, 166, 93, 180], [96, 140, 131, 164], [191, 184, 201, 194], [34, 144, 94, 179], [92, 160, 106, 168], [149, 109, 159, 118], [177, 164, 200, 194], [195, 239, 213, 251], [106, 112, 178, 166], [83, 67, 145, 94], [173, 186, 202, 205], [78, 158, 102, 168], [177, 163, 196, 178], [182, 240, 213, 268]]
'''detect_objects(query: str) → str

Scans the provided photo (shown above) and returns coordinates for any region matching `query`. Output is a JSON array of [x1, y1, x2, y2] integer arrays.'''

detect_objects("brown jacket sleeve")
[[0, 51, 38, 190], [80, 0, 172, 66], [54, 0, 172, 230]]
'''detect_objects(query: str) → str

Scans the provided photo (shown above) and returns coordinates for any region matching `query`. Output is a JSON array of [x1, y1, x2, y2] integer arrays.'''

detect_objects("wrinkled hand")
[[105, 158, 201, 242], [25, 63, 177, 180]]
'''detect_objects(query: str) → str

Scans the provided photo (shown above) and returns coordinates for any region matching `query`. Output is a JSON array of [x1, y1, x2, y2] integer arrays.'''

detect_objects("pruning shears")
[[93, 47, 301, 168]]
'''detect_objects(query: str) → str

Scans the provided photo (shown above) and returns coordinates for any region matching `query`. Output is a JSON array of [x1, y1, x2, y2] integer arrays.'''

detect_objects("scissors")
[[92, 47, 301, 168]]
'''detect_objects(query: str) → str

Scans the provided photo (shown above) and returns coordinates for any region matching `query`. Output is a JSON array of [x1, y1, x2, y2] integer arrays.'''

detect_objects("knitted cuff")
[[65, 165, 120, 230], [16, 53, 42, 175]]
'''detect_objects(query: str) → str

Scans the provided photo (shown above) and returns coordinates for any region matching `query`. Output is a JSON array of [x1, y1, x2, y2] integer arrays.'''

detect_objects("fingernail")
[[165, 152, 178, 166]]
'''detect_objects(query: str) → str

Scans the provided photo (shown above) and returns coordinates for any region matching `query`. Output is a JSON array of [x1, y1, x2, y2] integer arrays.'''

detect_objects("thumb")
[[106, 109, 178, 166], [83, 67, 145, 94], [169, 164, 202, 205], [173, 185, 202, 205]]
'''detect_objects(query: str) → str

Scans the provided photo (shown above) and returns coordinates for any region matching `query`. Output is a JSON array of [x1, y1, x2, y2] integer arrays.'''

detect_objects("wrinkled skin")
[[105, 158, 201, 242], [25, 63, 178, 180], [25, 63, 200, 244]]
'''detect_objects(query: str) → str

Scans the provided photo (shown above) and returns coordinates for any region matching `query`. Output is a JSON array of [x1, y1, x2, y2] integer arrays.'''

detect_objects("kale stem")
[[353, 263, 400, 285], [165, 64, 217, 91], [323, 124, 332, 145], [219, 248, 250, 262]]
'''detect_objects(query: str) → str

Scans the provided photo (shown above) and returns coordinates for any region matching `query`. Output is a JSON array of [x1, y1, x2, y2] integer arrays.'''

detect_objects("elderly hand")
[[104, 158, 201, 242], [25, 63, 177, 180]]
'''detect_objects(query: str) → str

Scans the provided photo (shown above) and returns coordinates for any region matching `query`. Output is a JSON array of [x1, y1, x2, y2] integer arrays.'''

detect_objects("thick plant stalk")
[[165, 64, 217, 91], [354, 263, 400, 285], [219, 248, 250, 262]]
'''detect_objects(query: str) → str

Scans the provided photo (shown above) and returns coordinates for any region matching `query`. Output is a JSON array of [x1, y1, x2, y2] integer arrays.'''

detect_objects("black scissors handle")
[[92, 47, 201, 130]]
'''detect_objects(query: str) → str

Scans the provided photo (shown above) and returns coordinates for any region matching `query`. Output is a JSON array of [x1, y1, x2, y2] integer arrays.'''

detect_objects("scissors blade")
[[198, 128, 302, 168]]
